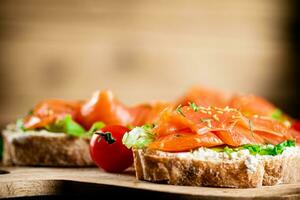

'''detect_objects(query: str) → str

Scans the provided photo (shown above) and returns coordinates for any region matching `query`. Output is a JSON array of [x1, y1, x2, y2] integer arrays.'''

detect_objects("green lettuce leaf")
[[122, 124, 155, 149], [211, 140, 295, 156], [223, 146, 235, 155], [15, 115, 105, 137], [88, 121, 105, 135], [210, 147, 225, 152], [270, 109, 283, 121], [242, 144, 262, 155], [45, 115, 86, 137], [16, 118, 26, 131], [242, 140, 295, 156]]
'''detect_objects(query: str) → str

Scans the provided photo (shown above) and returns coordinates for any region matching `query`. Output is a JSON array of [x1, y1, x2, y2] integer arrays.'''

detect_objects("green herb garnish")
[[200, 118, 212, 128], [176, 104, 185, 117], [142, 124, 155, 131], [188, 102, 199, 112]]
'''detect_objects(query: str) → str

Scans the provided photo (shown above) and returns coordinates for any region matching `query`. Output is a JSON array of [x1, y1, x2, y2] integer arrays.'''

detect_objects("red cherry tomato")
[[89, 125, 133, 173]]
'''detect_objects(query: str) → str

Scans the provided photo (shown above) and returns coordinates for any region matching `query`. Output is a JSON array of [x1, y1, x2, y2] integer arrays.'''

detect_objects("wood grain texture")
[[0, 167, 300, 199], [0, 0, 293, 127]]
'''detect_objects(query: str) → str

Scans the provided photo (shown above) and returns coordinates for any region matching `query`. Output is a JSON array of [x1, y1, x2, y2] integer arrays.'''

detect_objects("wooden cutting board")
[[0, 167, 300, 199]]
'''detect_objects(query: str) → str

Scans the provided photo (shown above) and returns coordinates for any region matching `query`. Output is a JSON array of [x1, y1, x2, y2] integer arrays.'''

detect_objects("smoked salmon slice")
[[129, 102, 170, 126], [175, 87, 297, 146], [23, 90, 171, 130], [176, 86, 229, 108], [81, 90, 132, 129], [149, 132, 224, 152], [23, 100, 83, 130], [229, 95, 276, 117], [149, 104, 295, 152]]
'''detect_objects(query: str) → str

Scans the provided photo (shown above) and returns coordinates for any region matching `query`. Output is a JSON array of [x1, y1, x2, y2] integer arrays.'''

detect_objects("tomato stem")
[[94, 131, 116, 144]]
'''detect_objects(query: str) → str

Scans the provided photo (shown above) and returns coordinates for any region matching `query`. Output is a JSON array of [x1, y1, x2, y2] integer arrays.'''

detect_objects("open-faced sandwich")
[[123, 87, 300, 188], [1, 90, 168, 166]]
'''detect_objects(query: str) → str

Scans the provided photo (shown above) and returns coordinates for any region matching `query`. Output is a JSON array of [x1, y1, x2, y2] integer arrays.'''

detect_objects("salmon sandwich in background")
[[2, 90, 169, 167]]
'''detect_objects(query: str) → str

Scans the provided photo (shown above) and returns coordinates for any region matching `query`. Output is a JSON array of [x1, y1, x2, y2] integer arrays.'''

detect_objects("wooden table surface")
[[1, 167, 300, 199]]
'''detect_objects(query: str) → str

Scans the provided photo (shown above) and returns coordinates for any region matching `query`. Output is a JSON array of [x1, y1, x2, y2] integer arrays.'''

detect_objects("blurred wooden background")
[[0, 0, 298, 126]]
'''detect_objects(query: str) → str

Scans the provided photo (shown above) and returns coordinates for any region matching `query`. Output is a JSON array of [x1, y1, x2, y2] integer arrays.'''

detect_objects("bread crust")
[[133, 148, 300, 188], [2, 128, 94, 167]]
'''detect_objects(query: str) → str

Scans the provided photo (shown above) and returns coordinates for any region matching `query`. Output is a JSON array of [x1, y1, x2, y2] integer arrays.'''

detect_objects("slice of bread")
[[2, 125, 94, 166], [133, 147, 300, 188]]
